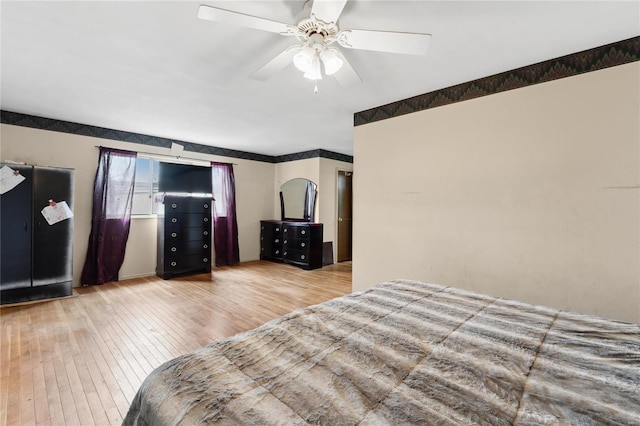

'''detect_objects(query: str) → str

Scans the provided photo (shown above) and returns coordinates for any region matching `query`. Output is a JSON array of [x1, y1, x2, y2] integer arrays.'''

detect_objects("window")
[[131, 157, 159, 215], [211, 167, 227, 217]]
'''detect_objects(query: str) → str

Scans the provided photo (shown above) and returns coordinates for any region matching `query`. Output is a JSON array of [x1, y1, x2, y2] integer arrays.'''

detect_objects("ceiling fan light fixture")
[[199, 2, 432, 90], [303, 53, 323, 80], [293, 45, 315, 72], [320, 48, 343, 75]]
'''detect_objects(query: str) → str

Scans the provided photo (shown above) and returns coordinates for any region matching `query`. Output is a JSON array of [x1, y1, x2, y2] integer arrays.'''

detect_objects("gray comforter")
[[123, 280, 640, 425]]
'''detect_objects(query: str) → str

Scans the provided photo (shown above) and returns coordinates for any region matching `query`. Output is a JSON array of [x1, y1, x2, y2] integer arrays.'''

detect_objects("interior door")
[[32, 166, 74, 287], [337, 170, 352, 262], [0, 165, 33, 290]]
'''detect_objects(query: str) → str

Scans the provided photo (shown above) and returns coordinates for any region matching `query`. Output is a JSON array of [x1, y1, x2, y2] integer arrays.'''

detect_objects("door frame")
[[335, 168, 353, 262]]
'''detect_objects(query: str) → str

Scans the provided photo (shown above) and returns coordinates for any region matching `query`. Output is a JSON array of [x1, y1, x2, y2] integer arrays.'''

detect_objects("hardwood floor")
[[0, 260, 352, 426]]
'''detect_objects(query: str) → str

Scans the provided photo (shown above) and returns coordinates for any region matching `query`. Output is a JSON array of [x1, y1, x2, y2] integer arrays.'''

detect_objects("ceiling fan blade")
[[331, 50, 361, 88], [250, 46, 301, 81], [338, 29, 431, 55], [311, 0, 348, 25], [198, 5, 294, 35]]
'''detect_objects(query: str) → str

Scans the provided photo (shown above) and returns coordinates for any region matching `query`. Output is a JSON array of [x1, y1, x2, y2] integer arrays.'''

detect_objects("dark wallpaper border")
[[0, 110, 354, 164], [354, 36, 640, 126]]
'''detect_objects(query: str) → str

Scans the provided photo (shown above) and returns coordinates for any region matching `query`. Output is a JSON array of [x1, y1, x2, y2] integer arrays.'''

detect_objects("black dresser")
[[0, 164, 74, 304], [260, 220, 323, 270], [157, 196, 212, 279]]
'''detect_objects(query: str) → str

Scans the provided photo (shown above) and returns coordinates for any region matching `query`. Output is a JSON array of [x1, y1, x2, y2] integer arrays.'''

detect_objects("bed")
[[123, 280, 640, 425]]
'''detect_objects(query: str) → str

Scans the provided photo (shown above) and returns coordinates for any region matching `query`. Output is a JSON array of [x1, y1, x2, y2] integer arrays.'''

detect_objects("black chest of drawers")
[[260, 220, 323, 270], [157, 196, 212, 279]]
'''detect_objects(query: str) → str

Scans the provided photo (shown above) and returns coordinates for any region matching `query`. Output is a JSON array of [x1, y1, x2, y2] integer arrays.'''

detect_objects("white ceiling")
[[1, 1, 638, 157]]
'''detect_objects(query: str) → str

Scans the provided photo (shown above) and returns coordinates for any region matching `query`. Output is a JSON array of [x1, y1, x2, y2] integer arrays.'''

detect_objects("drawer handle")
[[284, 228, 287, 233], [275, 227, 280, 231], [171, 232, 177, 237], [301, 255, 305, 260], [171, 261, 177, 267], [204, 203, 209, 208], [261, 247, 264, 251], [301, 242, 305, 247], [284, 240, 287, 244], [203, 231, 208, 236], [275, 239, 279, 243], [171, 203, 177, 208], [171, 218, 177, 223], [301, 230, 306, 235], [171, 247, 177, 252], [204, 217, 208, 222], [203, 258, 208, 262], [203, 244, 208, 249], [275, 250, 279, 254], [284, 252, 287, 256]]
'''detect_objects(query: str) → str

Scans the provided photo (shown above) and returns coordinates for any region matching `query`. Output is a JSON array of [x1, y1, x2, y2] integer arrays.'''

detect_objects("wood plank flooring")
[[0, 260, 352, 426]]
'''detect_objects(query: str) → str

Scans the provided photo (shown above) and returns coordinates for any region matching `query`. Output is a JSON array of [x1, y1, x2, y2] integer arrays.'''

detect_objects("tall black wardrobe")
[[0, 164, 74, 304]]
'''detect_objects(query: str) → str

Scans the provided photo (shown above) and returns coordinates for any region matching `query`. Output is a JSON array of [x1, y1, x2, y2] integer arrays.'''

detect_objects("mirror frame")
[[279, 178, 317, 222]]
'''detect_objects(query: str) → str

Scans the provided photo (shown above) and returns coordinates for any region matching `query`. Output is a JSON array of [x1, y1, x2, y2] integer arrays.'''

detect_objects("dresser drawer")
[[263, 223, 283, 235], [165, 198, 212, 213], [165, 213, 211, 229], [165, 254, 210, 271], [165, 240, 210, 256], [283, 225, 310, 239], [260, 242, 284, 259], [166, 226, 210, 242], [271, 245, 284, 257], [282, 238, 309, 251], [283, 250, 310, 263], [260, 230, 283, 243]]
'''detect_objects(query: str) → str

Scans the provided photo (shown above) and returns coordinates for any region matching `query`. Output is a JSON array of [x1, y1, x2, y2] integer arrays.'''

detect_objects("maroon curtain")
[[81, 148, 137, 285], [211, 162, 239, 266]]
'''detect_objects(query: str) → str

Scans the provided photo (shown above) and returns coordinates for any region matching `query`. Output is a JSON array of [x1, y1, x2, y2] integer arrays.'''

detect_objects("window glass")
[[211, 167, 227, 217], [132, 157, 159, 215]]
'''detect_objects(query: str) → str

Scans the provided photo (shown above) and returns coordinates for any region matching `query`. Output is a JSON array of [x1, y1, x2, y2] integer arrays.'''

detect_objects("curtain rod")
[[94, 146, 237, 165]]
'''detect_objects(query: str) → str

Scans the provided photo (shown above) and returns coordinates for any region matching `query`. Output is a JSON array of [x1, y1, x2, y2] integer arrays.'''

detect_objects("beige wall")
[[0, 124, 275, 285], [120, 216, 157, 279], [353, 62, 640, 323]]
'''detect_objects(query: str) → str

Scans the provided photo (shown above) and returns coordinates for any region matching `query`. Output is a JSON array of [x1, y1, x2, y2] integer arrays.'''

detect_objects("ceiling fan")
[[197, 0, 431, 92]]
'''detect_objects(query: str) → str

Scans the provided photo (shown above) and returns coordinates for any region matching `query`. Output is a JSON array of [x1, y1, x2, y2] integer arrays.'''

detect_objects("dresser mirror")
[[280, 178, 317, 222]]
